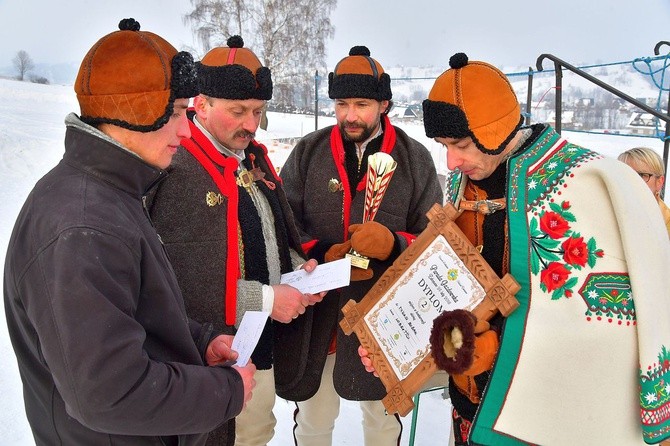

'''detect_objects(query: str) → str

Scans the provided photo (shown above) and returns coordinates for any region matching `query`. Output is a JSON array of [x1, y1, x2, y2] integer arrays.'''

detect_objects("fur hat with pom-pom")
[[75, 18, 198, 132], [328, 46, 392, 101], [197, 35, 272, 100], [422, 52, 522, 154]]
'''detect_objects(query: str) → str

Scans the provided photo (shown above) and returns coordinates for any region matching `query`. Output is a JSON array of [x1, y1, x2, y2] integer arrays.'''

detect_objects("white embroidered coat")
[[446, 126, 670, 445]]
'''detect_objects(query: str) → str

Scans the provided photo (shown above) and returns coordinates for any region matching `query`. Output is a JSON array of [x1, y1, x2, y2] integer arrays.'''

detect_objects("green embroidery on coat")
[[640, 346, 670, 441], [529, 200, 604, 299], [578, 273, 636, 324], [526, 142, 599, 209]]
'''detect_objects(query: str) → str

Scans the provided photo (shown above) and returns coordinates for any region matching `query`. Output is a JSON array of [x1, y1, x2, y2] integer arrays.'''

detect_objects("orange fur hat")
[[75, 18, 197, 132], [422, 53, 522, 154]]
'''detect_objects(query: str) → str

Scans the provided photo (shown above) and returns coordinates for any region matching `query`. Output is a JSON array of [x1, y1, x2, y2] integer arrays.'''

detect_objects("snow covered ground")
[[0, 78, 666, 445]]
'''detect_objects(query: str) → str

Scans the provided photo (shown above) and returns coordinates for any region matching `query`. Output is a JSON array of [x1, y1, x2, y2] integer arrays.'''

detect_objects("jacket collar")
[[63, 113, 166, 197]]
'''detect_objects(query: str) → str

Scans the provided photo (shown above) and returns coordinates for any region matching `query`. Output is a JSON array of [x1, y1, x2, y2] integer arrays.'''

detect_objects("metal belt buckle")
[[474, 199, 503, 214]]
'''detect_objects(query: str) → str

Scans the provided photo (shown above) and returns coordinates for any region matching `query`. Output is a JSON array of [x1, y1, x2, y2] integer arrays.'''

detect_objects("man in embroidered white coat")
[[419, 53, 670, 445]]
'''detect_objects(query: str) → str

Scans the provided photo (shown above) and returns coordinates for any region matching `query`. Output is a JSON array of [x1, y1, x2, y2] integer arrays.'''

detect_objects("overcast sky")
[[1, 0, 669, 72]]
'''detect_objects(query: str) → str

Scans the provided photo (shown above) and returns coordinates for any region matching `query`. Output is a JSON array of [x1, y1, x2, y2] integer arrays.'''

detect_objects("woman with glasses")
[[618, 146, 670, 236]]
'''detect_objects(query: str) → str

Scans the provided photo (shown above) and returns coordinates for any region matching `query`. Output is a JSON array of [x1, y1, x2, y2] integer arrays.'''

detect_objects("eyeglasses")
[[637, 172, 656, 182]]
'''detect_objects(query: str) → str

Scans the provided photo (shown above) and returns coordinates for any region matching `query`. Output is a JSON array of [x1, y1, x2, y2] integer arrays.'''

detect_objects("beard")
[[339, 119, 378, 143]]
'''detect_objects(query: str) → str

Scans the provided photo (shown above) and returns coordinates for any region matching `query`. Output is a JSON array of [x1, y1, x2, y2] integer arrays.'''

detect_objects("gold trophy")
[[346, 152, 397, 269]]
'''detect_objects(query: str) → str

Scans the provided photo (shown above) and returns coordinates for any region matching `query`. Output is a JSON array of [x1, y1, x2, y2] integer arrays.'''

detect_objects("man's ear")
[[192, 95, 207, 116], [380, 100, 390, 114]]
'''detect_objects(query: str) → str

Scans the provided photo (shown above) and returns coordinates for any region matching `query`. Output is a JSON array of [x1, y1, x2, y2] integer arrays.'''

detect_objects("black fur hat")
[[328, 46, 392, 101], [197, 35, 272, 100]]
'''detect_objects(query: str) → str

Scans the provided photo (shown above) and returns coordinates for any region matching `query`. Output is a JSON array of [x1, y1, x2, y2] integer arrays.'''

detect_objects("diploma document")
[[364, 234, 485, 379]]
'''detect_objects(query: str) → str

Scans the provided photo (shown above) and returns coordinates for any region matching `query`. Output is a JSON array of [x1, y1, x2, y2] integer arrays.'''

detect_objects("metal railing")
[[536, 43, 670, 197]]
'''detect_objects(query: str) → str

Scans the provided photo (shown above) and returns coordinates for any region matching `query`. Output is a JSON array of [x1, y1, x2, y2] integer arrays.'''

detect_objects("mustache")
[[235, 130, 256, 139], [343, 121, 364, 128]]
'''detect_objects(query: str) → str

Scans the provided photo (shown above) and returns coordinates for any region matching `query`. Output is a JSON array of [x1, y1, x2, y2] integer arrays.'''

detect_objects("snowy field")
[[0, 78, 667, 445]]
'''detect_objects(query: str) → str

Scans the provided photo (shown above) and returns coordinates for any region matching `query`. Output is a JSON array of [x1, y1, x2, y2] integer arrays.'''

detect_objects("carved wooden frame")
[[340, 203, 519, 416]]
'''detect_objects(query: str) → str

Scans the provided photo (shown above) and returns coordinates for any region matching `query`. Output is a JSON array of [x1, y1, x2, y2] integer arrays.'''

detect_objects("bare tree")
[[12, 50, 35, 81], [184, 0, 336, 112]]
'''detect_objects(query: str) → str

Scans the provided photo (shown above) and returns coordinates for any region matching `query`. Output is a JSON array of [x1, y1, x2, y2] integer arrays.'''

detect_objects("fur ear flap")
[[378, 72, 392, 102], [255, 66, 273, 100], [327, 72, 335, 97]]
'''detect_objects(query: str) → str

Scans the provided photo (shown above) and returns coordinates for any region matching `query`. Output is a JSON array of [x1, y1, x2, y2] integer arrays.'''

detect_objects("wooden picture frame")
[[340, 203, 520, 416]]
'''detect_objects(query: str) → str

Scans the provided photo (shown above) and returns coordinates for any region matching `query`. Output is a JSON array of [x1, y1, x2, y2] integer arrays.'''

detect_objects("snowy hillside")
[[381, 59, 664, 119]]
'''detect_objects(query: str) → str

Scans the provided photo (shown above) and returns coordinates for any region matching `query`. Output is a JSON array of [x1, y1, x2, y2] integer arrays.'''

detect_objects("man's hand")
[[358, 345, 379, 377], [270, 284, 310, 323], [205, 334, 238, 366], [232, 361, 257, 409], [299, 258, 327, 304]]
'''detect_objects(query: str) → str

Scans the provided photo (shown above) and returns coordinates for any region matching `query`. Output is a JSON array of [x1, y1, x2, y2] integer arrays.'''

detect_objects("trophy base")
[[346, 251, 370, 269]]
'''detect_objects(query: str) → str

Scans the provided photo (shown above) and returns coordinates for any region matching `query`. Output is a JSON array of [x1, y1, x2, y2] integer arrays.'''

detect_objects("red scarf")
[[181, 119, 240, 325], [329, 114, 396, 241]]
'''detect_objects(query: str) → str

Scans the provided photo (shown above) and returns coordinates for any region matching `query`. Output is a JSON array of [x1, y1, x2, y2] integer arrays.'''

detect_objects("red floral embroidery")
[[541, 262, 570, 291], [531, 200, 604, 299], [540, 211, 570, 239], [562, 236, 588, 267]]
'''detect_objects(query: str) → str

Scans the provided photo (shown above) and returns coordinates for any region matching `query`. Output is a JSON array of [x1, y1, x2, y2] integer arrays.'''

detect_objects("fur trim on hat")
[[422, 100, 471, 140], [328, 72, 392, 101], [197, 63, 272, 100], [171, 51, 199, 100]]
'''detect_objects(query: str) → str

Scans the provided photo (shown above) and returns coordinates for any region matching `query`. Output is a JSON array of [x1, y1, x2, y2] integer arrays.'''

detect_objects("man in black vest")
[[149, 36, 325, 446]]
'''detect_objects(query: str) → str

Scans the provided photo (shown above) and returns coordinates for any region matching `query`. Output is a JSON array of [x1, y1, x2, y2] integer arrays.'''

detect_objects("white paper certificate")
[[232, 311, 269, 367], [280, 258, 351, 294], [364, 235, 485, 380]]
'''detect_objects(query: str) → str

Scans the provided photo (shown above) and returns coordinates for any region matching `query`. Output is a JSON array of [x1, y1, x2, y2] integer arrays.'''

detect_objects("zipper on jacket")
[[142, 195, 164, 245]]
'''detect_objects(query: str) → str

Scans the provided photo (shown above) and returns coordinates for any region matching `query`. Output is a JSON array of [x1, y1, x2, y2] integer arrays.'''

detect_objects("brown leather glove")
[[324, 240, 351, 262], [349, 221, 395, 261], [450, 330, 499, 404], [324, 241, 373, 281], [452, 329, 498, 376], [429, 309, 498, 375], [429, 309, 499, 404]]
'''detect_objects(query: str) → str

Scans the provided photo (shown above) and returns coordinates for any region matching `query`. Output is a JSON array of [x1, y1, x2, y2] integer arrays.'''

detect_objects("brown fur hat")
[[422, 53, 523, 154], [75, 18, 198, 132]]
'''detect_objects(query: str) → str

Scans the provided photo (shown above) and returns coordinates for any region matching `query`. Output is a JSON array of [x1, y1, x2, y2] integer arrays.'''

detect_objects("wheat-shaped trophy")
[[346, 152, 397, 269]]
